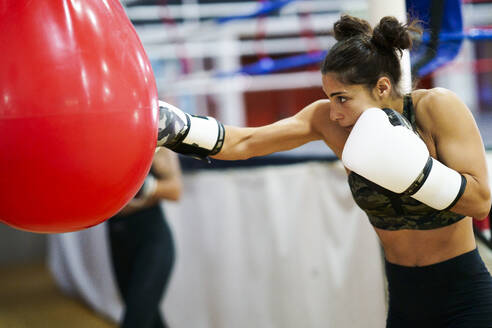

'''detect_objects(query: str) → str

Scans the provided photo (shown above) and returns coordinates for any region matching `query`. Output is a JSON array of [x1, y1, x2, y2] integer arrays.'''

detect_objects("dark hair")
[[321, 15, 421, 97]]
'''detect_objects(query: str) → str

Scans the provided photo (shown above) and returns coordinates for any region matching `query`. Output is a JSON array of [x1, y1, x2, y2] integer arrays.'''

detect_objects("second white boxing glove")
[[342, 108, 466, 210]]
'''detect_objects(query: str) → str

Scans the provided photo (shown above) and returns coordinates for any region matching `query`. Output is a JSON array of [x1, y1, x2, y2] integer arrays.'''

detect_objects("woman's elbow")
[[158, 180, 183, 202], [474, 190, 491, 220], [169, 183, 183, 201]]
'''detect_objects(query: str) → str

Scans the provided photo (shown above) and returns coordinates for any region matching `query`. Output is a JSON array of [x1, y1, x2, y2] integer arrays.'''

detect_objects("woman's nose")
[[329, 107, 344, 122]]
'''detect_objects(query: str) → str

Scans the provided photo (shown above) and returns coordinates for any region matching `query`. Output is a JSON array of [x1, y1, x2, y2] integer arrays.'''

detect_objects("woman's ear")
[[373, 76, 392, 99]]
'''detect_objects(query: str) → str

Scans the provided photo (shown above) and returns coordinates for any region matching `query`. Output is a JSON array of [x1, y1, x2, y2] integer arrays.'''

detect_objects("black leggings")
[[108, 204, 175, 328], [386, 248, 492, 328]]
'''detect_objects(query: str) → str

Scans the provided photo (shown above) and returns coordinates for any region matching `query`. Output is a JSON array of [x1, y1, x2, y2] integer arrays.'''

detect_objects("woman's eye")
[[338, 97, 347, 103]]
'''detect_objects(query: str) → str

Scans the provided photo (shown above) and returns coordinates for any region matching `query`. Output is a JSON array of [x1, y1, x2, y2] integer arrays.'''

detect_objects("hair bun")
[[333, 14, 372, 42], [371, 16, 413, 53]]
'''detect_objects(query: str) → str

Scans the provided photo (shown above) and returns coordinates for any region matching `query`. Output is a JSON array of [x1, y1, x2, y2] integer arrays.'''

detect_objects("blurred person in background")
[[108, 148, 182, 328]]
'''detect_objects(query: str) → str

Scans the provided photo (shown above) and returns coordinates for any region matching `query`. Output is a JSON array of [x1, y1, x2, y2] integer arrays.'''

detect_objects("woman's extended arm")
[[156, 99, 342, 161], [212, 101, 326, 160]]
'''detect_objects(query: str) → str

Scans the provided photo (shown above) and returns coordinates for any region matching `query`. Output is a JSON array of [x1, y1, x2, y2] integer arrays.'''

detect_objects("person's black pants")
[[108, 204, 175, 328], [386, 248, 492, 328]]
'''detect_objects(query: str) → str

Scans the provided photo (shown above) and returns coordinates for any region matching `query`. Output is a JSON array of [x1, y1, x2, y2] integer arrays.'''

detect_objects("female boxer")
[[157, 15, 492, 327]]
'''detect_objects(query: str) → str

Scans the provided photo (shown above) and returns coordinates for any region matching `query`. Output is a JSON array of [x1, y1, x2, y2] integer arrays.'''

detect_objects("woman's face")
[[322, 73, 381, 131]]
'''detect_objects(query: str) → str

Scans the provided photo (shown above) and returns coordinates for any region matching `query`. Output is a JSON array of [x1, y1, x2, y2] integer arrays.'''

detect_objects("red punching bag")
[[0, 1, 158, 233]]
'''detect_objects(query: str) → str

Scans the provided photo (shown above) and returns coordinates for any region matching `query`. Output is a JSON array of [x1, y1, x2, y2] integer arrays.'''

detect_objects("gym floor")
[[2, 240, 492, 328], [0, 262, 116, 328]]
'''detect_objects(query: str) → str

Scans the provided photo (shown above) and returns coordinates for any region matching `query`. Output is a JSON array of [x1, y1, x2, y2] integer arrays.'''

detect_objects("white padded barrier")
[[49, 159, 401, 328]]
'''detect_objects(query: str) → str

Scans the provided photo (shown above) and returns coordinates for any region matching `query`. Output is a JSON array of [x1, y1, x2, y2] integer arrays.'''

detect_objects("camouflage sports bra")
[[347, 94, 466, 230]]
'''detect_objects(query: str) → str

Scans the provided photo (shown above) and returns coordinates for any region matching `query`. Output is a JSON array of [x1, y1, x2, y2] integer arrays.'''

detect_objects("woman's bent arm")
[[423, 88, 491, 219]]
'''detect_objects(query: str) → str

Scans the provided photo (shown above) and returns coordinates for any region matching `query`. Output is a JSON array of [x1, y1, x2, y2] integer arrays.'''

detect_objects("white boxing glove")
[[157, 100, 225, 160], [342, 108, 466, 210]]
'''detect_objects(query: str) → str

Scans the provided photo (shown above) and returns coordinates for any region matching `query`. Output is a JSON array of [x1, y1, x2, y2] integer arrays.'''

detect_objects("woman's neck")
[[381, 96, 405, 114]]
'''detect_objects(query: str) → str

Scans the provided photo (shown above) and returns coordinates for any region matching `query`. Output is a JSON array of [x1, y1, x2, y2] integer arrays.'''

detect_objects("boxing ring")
[[47, 0, 492, 327]]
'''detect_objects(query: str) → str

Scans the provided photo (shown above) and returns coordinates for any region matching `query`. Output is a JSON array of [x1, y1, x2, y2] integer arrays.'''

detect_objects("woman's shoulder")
[[304, 99, 331, 111], [412, 87, 459, 107], [411, 88, 474, 143], [296, 99, 332, 125], [411, 88, 465, 122]]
